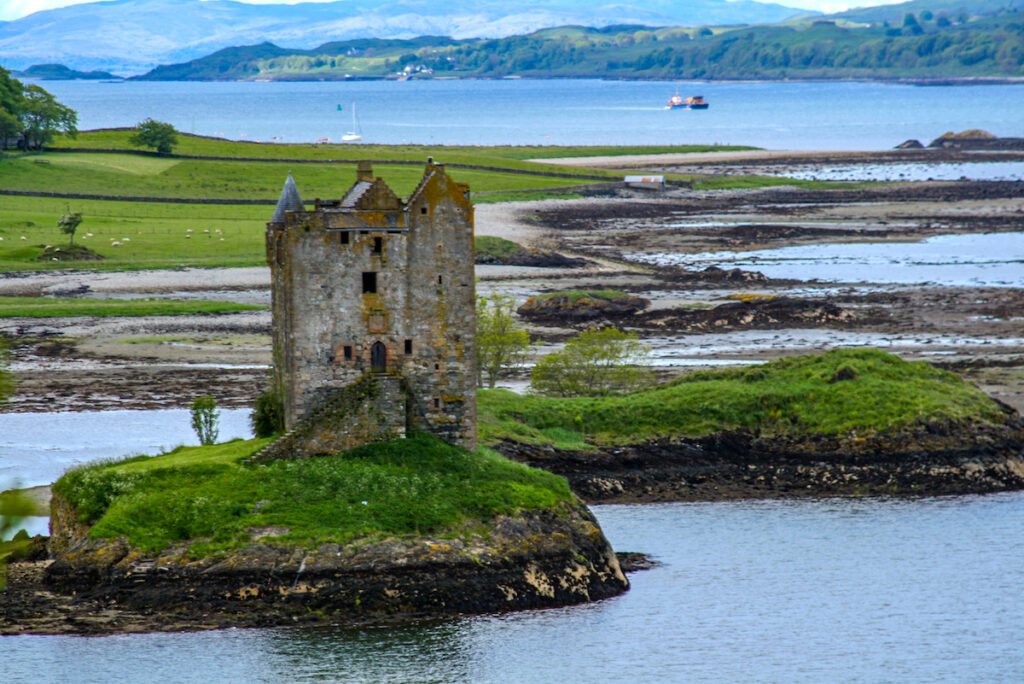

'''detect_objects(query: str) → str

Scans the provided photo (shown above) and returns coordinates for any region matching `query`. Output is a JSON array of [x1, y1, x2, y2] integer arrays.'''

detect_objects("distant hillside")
[[832, 0, 1024, 23], [0, 0, 812, 74], [13, 63, 117, 80], [135, 11, 1024, 82]]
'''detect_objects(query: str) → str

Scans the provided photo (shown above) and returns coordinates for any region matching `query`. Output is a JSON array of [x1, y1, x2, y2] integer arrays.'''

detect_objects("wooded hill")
[[136, 6, 1024, 81]]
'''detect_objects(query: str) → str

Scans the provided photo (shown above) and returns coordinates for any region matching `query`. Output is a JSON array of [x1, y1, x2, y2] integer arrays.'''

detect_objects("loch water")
[[7, 77, 1024, 679], [632, 232, 1024, 287], [3, 410, 1024, 682], [36, 79, 1024, 149]]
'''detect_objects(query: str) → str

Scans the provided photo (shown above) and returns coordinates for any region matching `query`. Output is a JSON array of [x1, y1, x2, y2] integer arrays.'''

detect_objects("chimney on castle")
[[356, 160, 373, 181]]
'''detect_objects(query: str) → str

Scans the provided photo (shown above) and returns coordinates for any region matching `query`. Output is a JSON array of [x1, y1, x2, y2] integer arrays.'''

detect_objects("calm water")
[[2, 494, 1023, 682], [632, 232, 1024, 287], [36, 79, 1024, 149], [0, 408, 254, 490], [788, 161, 1024, 182]]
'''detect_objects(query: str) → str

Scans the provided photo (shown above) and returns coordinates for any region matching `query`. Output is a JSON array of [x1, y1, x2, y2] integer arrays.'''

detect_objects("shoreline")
[[119, 76, 1024, 86]]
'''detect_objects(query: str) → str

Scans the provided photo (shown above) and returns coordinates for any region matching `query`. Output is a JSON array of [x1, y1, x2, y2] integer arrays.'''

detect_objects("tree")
[[190, 395, 220, 445], [19, 84, 77, 150], [0, 67, 24, 150], [475, 294, 532, 388], [251, 387, 284, 437], [530, 327, 652, 397], [56, 205, 83, 246], [130, 118, 178, 155]]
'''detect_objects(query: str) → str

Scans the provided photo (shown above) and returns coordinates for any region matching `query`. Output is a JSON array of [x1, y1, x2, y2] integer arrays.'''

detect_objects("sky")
[[0, 0, 909, 22]]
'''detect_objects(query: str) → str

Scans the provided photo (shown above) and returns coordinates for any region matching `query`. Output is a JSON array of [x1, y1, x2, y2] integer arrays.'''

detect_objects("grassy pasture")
[[54, 129, 755, 164], [0, 132, 839, 272], [0, 296, 265, 317], [0, 152, 586, 199], [0, 195, 269, 271]]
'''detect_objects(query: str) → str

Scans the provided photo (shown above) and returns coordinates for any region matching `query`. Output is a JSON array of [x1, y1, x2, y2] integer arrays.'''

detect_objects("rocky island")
[[3, 162, 632, 634]]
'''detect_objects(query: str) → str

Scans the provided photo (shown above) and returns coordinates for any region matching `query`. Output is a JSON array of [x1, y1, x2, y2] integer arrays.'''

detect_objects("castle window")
[[433, 398, 440, 409], [362, 272, 377, 293], [343, 345, 353, 361], [339, 231, 349, 245], [420, 207, 427, 215], [372, 236, 383, 254], [437, 275, 443, 285], [404, 339, 413, 354]]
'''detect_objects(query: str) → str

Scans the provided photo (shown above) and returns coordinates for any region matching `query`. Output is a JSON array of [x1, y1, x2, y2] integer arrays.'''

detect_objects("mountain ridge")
[[0, 0, 813, 75], [129, 11, 1024, 82]]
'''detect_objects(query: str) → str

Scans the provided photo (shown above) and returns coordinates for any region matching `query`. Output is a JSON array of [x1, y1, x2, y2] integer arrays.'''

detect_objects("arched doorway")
[[371, 341, 387, 372]]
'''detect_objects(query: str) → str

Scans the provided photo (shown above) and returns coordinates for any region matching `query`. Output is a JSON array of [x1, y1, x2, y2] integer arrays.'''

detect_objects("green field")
[[0, 296, 265, 317], [53, 433, 572, 557], [0, 131, 846, 273], [51, 129, 755, 164], [0, 151, 607, 199], [0, 195, 270, 271]]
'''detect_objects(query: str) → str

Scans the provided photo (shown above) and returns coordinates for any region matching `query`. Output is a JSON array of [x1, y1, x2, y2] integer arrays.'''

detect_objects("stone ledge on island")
[[39, 497, 628, 630], [498, 419, 1024, 503]]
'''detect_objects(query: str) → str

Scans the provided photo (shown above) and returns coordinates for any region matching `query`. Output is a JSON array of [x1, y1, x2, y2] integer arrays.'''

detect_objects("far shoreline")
[[24, 73, 1024, 87]]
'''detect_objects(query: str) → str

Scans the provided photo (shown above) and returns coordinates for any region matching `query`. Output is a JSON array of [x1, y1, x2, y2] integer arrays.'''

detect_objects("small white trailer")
[[624, 175, 665, 190]]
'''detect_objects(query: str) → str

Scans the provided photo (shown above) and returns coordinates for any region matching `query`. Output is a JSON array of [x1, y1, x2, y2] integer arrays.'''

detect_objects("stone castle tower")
[[259, 160, 476, 459]]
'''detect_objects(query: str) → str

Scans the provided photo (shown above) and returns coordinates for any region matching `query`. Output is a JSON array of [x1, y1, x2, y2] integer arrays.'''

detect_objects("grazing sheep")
[[111, 241, 122, 247]]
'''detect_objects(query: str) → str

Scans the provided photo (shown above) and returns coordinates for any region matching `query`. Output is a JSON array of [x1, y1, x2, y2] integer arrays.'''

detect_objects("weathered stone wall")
[[250, 374, 407, 462], [266, 161, 477, 453], [403, 162, 478, 450]]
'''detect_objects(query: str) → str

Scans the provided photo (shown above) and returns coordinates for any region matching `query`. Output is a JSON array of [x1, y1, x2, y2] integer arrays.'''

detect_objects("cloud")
[[1, 0, 78, 21], [0, 0, 910, 23]]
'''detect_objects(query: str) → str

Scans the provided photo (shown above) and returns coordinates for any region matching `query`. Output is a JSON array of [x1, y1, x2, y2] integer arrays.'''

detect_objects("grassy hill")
[[135, 9, 1024, 81]]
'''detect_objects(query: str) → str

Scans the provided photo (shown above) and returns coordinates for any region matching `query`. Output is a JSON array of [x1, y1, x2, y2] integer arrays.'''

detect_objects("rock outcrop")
[[44, 498, 628, 627], [636, 296, 857, 333], [518, 292, 650, 322], [498, 418, 1024, 503]]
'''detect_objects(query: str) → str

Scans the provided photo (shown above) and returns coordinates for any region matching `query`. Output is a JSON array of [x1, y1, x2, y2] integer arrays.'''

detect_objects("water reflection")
[[786, 161, 1024, 182], [0, 408, 254, 489], [3, 496, 1024, 682], [632, 232, 1024, 287]]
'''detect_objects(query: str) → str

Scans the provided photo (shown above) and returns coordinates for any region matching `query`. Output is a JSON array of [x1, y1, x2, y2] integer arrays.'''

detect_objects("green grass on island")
[[0, 296, 265, 318], [478, 349, 1007, 446], [53, 433, 573, 557], [474, 235, 523, 259]]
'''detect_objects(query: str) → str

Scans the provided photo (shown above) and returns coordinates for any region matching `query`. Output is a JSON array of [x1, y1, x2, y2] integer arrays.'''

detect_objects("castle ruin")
[[257, 160, 476, 460]]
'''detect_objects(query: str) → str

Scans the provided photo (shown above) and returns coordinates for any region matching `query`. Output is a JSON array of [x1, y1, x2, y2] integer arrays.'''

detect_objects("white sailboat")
[[342, 103, 362, 142]]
